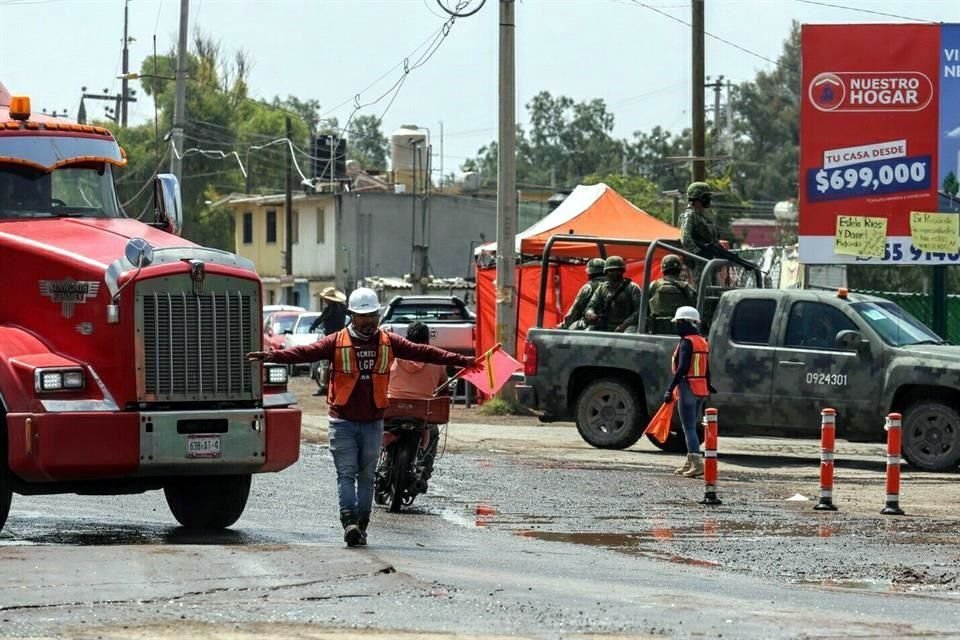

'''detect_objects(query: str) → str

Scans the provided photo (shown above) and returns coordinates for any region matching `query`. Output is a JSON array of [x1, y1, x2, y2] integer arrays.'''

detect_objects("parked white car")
[[282, 312, 323, 375]]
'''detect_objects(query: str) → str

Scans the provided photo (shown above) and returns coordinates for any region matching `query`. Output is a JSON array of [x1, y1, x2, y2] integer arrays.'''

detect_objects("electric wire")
[[627, 0, 778, 65], [794, 0, 937, 23]]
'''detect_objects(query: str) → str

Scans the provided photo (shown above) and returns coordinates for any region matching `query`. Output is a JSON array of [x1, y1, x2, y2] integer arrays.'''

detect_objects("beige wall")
[[233, 204, 285, 277]]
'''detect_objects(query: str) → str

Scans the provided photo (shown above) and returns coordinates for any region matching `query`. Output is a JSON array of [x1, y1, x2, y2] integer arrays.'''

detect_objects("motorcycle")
[[375, 395, 449, 512]]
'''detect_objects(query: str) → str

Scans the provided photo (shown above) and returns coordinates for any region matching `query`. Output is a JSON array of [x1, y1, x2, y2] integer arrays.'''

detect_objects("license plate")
[[187, 435, 221, 458]]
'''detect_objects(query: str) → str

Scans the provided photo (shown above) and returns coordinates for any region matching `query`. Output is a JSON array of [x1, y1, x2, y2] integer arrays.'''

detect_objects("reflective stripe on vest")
[[672, 334, 710, 397], [329, 329, 394, 409]]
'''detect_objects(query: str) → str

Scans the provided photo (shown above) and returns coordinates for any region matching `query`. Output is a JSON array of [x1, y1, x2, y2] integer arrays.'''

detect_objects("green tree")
[[729, 21, 801, 202], [944, 171, 959, 199], [347, 114, 388, 171]]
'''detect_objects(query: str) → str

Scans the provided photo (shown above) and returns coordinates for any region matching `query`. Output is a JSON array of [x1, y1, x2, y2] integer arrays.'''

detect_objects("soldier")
[[679, 181, 719, 260], [584, 256, 643, 333], [647, 254, 696, 334], [561, 258, 606, 330]]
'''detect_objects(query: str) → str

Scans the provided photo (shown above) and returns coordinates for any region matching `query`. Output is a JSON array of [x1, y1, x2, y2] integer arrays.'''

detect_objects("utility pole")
[[285, 116, 294, 304], [170, 0, 189, 182], [709, 75, 724, 137], [496, 0, 518, 358], [724, 80, 734, 155], [691, 0, 706, 182], [121, 0, 131, 127], [438, 120, 444, 190]]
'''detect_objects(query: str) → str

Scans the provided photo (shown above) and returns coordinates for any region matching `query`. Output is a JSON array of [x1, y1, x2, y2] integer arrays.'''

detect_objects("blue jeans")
[[328, 419, 384, 517], [677, 380, 703, 455]]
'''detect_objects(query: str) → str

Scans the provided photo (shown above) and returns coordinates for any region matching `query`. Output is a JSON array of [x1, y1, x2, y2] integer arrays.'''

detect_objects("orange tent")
[[476, 183, 680, 258], [474, 183, 681, 359]]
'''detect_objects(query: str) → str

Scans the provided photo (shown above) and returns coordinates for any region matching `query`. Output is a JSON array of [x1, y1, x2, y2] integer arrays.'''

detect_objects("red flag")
[[460, 345, 522, 396]]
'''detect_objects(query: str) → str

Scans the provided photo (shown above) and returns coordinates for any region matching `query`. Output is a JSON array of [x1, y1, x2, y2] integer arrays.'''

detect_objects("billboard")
[[799, 24, 960, 264]]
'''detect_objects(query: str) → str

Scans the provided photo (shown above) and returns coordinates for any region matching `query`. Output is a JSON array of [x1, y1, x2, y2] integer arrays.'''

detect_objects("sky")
[[3, 0, 960, 180]]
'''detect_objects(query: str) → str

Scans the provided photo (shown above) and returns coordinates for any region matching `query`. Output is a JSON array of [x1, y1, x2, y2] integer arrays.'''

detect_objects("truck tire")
[[575, 378, 645, 449], [164, 475, 251, 529], [0, 462, 10, 536], [902, 401, 960, 472]]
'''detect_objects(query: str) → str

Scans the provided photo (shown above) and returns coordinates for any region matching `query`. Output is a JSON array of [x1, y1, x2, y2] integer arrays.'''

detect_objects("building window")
[[242, 212, 253, 244], [316, 208, 325, 244], [268, 289, 276, 305], [292, 209, 299, 244], [266, 209, 277, 244]]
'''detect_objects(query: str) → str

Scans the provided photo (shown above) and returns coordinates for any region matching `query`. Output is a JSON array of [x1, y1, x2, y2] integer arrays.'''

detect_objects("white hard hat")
[[347, 287, 380, 314], [672, 306, 701, 324]]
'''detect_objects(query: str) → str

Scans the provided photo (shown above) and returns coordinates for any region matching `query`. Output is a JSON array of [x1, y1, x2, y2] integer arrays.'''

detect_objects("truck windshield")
[[0, 163, 122, 219], [851, 301, 943, 346]]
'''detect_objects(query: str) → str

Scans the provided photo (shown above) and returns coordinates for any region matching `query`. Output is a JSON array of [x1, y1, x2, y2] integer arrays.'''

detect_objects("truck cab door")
[[710, 297, 779, 431], [772, 301, 880, 434]]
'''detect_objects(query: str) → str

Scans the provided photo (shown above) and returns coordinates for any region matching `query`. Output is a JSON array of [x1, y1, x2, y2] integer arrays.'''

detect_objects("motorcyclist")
[[386, 321, 448, 486], [561, 258, 606, 330], [247, 288, 472, 548]]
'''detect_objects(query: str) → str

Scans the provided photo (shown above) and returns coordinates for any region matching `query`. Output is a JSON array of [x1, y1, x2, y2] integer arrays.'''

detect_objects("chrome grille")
[[141, 291, 253, 398]]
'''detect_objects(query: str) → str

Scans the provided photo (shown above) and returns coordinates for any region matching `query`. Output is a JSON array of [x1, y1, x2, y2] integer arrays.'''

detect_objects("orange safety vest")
[[672, 334, 710, 397], [329, 329, 394, 409]]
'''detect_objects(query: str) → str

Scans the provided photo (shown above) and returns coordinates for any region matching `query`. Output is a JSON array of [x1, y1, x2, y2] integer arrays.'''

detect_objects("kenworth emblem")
[[39, 279, 100, 318], [184, 259, 206, 296]]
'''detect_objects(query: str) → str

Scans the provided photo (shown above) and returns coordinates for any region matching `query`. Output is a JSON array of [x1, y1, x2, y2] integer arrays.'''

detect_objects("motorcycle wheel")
[[374, 448, 390, 506], [388, 444, 411, 513]]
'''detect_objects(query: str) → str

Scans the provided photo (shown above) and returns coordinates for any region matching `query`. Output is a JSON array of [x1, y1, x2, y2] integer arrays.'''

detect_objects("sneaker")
[[344, 523, 362, 547]]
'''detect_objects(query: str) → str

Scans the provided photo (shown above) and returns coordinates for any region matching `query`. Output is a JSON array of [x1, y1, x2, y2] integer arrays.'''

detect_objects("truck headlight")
[[264, 364, 288, 385], [35, 368, 86, 392]]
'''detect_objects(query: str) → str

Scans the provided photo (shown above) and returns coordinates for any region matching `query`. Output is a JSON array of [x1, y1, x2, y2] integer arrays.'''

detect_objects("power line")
[[627, 0, 778, 65], [794, 0, 937, 23]]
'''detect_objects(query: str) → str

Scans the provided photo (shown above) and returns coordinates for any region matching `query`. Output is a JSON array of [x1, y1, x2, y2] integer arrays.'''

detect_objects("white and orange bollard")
[[699, 408, 722, 506], [814, 408, 838, 511], [881, 413, 906, 516]]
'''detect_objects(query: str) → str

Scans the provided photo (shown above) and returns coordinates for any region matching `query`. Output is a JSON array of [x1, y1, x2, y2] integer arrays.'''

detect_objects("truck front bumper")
[[7, 407, 301, 483]]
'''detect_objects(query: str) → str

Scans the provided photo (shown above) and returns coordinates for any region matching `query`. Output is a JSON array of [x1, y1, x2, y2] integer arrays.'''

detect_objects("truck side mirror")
[[835, 329, 869, 354], [153, 174, 183, 236]]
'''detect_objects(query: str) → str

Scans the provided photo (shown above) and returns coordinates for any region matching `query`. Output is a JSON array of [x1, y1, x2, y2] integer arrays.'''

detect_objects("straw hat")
[[320, 286, 346, 304]]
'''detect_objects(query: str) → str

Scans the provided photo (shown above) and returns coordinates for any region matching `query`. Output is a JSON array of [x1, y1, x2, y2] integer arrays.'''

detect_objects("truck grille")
[[139, 289, 256, 400]]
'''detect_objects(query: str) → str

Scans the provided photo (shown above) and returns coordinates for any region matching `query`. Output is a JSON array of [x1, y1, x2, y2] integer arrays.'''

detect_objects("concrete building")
[[220, 191, 496, 310]]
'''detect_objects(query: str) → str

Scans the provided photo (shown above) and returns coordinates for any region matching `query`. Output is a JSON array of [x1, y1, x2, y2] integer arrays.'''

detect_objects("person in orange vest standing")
[[247, 288, 473, 547], [662, 306, 716, 478]]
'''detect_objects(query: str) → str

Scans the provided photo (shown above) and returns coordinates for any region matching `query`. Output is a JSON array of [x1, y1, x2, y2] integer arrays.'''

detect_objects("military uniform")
[[563, 278, 604, 329], [586, 278, 643, 332], [679, 206, 719, 257], [648, 274, 696, 333]]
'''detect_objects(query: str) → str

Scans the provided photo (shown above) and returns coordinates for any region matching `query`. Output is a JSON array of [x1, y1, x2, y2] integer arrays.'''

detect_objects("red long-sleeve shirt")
[[266, 330, 472, 422]]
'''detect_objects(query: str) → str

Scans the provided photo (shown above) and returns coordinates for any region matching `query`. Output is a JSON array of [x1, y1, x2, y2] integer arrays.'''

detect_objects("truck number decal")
[[805, 372, 848, 386]]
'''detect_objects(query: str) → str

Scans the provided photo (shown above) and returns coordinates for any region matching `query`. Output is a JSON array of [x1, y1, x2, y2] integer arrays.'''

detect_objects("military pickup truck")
[[518, 236, 960, 472]]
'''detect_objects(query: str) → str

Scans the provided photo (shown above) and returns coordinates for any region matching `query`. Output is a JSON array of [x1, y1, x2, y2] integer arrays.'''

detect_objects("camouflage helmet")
[[686, 181, 712, 201], [586, 258, 606, 277], [661, 254, 683, 273], [603, 255, 626, 272]]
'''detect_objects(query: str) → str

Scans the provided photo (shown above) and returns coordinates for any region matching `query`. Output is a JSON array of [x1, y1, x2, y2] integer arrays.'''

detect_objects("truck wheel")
[[0, 429, 11, 534], [164, 475, 251, 529], [0, 468, 11, 535], [575, 378, 645, 449], [902, 402, 960, 472]]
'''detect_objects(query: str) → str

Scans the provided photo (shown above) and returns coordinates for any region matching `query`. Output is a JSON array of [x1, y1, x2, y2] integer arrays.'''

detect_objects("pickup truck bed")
[[380, 295, 475, 357]]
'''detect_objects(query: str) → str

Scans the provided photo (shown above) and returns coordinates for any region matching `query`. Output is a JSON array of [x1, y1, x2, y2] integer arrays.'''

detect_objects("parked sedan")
[[282, 313, 324, 375]]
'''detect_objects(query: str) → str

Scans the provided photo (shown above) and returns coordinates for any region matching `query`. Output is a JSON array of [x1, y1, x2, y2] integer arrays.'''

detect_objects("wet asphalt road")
[[2, 441, 960, 639]]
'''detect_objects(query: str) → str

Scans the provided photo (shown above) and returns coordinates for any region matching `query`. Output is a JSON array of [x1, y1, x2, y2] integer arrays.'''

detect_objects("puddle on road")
[[0, 523, 268, 546]]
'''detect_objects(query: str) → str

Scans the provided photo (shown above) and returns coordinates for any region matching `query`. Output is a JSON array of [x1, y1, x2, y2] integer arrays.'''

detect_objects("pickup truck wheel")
[[575, 378, 645, 449], [164, 475, 252, 529], [902, 402, 960, 472]]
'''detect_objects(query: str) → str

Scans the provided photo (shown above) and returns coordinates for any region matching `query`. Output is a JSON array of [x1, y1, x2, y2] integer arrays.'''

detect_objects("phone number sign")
[[798, 23, 960, 264]]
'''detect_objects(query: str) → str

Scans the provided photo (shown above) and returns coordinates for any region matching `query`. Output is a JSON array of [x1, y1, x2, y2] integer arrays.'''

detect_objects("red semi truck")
[[0, 84, 301, 534]]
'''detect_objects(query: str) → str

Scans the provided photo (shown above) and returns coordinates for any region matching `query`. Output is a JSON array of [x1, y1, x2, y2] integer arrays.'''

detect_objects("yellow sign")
[[834, 216, 887, 258], [909, 211, 959, 253]]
